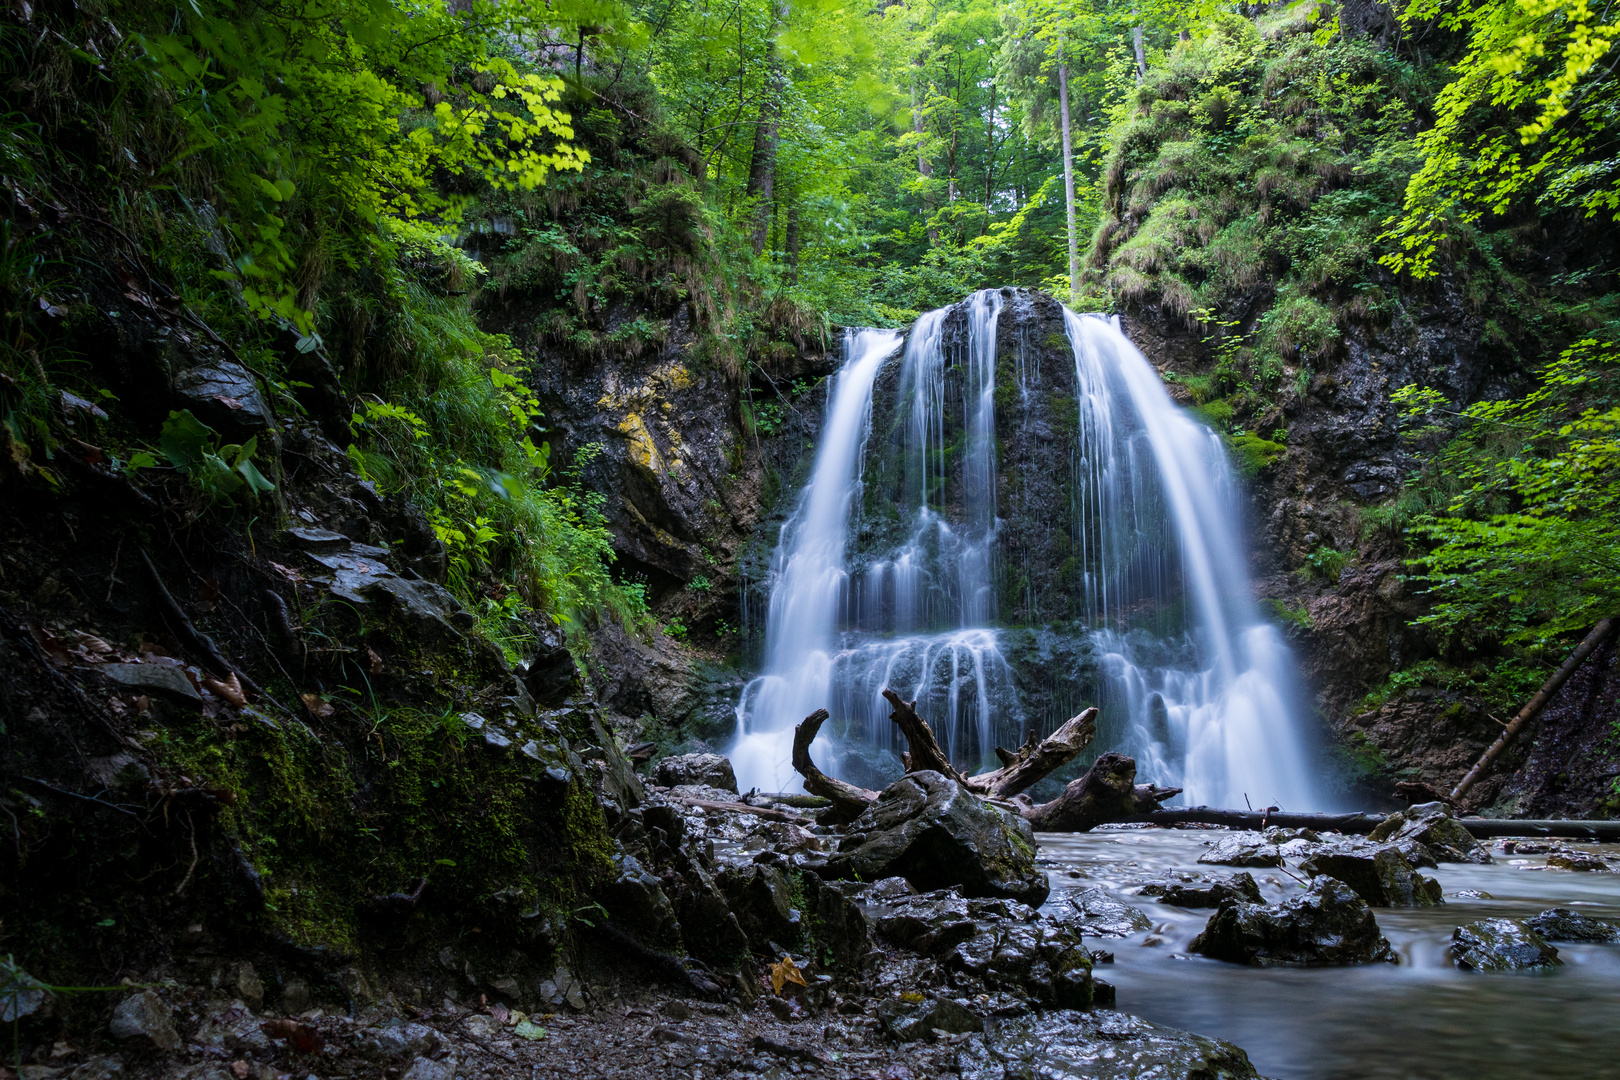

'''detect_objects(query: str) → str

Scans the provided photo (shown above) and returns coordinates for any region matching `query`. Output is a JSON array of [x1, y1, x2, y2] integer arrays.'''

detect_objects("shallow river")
[[1035, 828, 1620, 1080]]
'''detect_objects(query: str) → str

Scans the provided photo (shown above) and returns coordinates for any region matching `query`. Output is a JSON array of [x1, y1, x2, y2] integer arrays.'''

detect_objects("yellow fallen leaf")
[[770, 955, 806, 996]]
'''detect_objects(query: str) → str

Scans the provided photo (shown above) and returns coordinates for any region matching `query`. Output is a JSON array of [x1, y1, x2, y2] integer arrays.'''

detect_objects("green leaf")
[[159, 410, 217, 471], [237, 458, 275, 494]]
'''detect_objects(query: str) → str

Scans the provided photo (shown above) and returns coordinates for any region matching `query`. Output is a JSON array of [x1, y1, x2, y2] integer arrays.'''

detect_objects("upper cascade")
[[731, 288, 1318, 811]]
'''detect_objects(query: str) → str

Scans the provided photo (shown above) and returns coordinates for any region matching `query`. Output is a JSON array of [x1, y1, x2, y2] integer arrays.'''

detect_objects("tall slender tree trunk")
[[784, 199, 800, 283], [746, 0, 789, 256], [912, 67, 939, 243], [1131, 15, 1147, 83], [1058, 60, 1079, 307]]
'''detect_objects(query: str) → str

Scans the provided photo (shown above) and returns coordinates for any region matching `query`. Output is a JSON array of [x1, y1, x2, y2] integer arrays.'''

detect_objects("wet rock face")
[[655, 752, 738, 793], [957, 1010, 1264, 1080], [1189, 876, 1398, 966], [1299, 844, 1444, 907], [877, 994, 983, 1041], [1198, 835, 1285, 868], [1525, 908, 1620, 943], [829, 771, 1049, 906], [1368, 802, 1492, 864], [1059, 887, 1153, 937], [1451, 919, 1562, 971], [1158, 872, 1265, 909], [863, 887, 1099, 1010]]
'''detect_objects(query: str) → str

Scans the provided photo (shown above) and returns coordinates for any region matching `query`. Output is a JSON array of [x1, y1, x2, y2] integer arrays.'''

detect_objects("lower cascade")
[[731, 288, 1317, 811]]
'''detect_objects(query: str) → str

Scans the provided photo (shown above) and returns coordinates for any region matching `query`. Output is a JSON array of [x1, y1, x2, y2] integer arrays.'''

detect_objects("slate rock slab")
[[654, 753, 738, 794], [1451, 918, 1562, 971], [1299, 845, 1444, 907], [1190, 876, 1397, 966], [829, 771, 1049, 906], [1159, 872, 1265, 909], [957, 1010, 1264, 1080], [1524, 907, 1620, 943], [1197, 835, 1284, 868], [1060, 886, 1153, 937]]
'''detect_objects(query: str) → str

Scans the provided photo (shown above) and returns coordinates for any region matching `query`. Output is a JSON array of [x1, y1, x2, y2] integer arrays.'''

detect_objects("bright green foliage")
[[1396, 337, 1620, 647], [1381, 0, 1620, 277], [148, 409, 275, 505], [1087, 7, 1431, 412]]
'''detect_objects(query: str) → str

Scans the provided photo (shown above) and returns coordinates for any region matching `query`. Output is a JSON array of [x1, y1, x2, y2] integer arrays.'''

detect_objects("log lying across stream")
[[786, 691, 1620, 840], [1135, 806, 1620, 841]]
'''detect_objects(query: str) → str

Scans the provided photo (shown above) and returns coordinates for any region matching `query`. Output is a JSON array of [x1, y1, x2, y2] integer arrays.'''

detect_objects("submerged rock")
[[1197, 835, 1284, 868], [1299, 845, 1444, 907], [957, 1010, 1264, 1080], [1546, 849, 1609, 871], [1060, 886, 1153, 937], [654, 753, 738, 794], [1368, 802, 1491, 864], [1451, 919, 1562, 971], [829, 771, 1049, 906], [1525, 907, 1620, 943], [1159, 872, 1265, 908], [1189, 876, 1397, 966]]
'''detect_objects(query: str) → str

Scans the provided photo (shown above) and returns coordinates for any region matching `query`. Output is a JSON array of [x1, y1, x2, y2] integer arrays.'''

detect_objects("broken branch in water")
[[791, 709, 877, 824], [963, 707, 1098, 799]]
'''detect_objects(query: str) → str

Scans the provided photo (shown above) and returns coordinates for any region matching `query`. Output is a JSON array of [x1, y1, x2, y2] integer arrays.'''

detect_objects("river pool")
[[1035, 828, 1620, 1080]]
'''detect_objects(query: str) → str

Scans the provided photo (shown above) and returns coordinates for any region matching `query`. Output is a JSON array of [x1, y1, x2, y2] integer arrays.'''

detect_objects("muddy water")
[[1036, 828, 1620, 1080]]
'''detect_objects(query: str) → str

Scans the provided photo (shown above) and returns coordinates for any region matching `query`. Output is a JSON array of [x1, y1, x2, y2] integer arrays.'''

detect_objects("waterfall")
[[1065, 312, 1315, 810], [730, 291, 1317, 812]]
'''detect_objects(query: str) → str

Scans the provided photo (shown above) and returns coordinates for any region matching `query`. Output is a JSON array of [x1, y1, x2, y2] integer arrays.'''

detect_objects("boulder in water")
[[1525, 907, 1620, 943], [1545, 849, 1609, 871], [654, 753, 738, 794], [828, 771, 1049, 906], [1197, 835, 1284, 868], [1451, 919, 1562, 971], [1060, 886, 1153, 937], [1159, 872, 1264, 909], [1189, 876, 1398, 966], [956, 1010, 1264, 1080], [1368, 802, 1491, 864], [1299, 844, 1444, 907]]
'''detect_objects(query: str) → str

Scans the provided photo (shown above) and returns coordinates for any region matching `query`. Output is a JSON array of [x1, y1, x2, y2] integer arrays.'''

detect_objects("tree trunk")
[[1057, 59, 1079, 306], [792, 709, 877, 824], [911, 70, 939, 243], [746, 0, 790, 256], [965, 707, 1097, 799], [784, 198, 800, 283], [1131, 17, 1147, 83], [1018, 752, 1181, 832], [1450, 618, 1617, 802], [880, 689, 965, 782]]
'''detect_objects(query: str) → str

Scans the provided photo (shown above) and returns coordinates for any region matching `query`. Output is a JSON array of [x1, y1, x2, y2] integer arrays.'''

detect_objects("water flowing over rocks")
[[1189, 876, 1399, 966], [1450, 919, 1563, 971]]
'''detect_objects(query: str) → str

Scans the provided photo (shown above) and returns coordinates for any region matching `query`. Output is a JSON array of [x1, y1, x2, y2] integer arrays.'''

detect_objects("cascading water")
[[1064, 311, 1315, 810], [731, 289, 1317, 811]]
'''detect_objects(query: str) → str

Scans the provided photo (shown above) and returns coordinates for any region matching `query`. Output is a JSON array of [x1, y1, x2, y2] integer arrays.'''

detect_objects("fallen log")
[[964, 708, 1098, 799], [792, 709, 878, 824], [1129, 806, 1620, 841], [658, 795, 811, 825], [1450, 617, 1617, 803], [1020, 752, 1182, 832], [880, 689, 965, 782]]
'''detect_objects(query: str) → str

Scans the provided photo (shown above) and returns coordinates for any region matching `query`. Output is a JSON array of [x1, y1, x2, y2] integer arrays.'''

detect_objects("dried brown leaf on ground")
[[769, 956, 806, 996]]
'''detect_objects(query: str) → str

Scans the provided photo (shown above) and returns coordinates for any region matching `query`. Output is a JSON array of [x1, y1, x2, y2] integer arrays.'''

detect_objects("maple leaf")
[[770, 956, 806, 996]]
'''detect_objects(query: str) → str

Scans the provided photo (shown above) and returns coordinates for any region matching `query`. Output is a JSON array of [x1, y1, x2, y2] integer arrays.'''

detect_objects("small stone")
[[1451, 919, 1561, 971], [1546, 850, 1608, 871], [1058, 887, 1152, 937], [107, 991, 180, 1051], [400, 1053, 456, 1080], [97, 663, 201, 706], [660, 1000, 692, 1020]]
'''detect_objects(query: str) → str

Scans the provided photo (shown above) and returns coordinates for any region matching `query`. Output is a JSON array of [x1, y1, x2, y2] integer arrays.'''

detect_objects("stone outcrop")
[[1367, 802, 1492, 864], [827, 771, 1049, 906], [1451, 919, 1562, 971], [1299, 844, 1444, 907], [655, 752, 739, 793], [1189, 876, 1398, 966]]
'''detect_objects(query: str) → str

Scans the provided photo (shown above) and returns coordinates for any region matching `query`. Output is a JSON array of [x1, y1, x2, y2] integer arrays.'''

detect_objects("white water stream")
[[730, 292, 1318, 810]]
